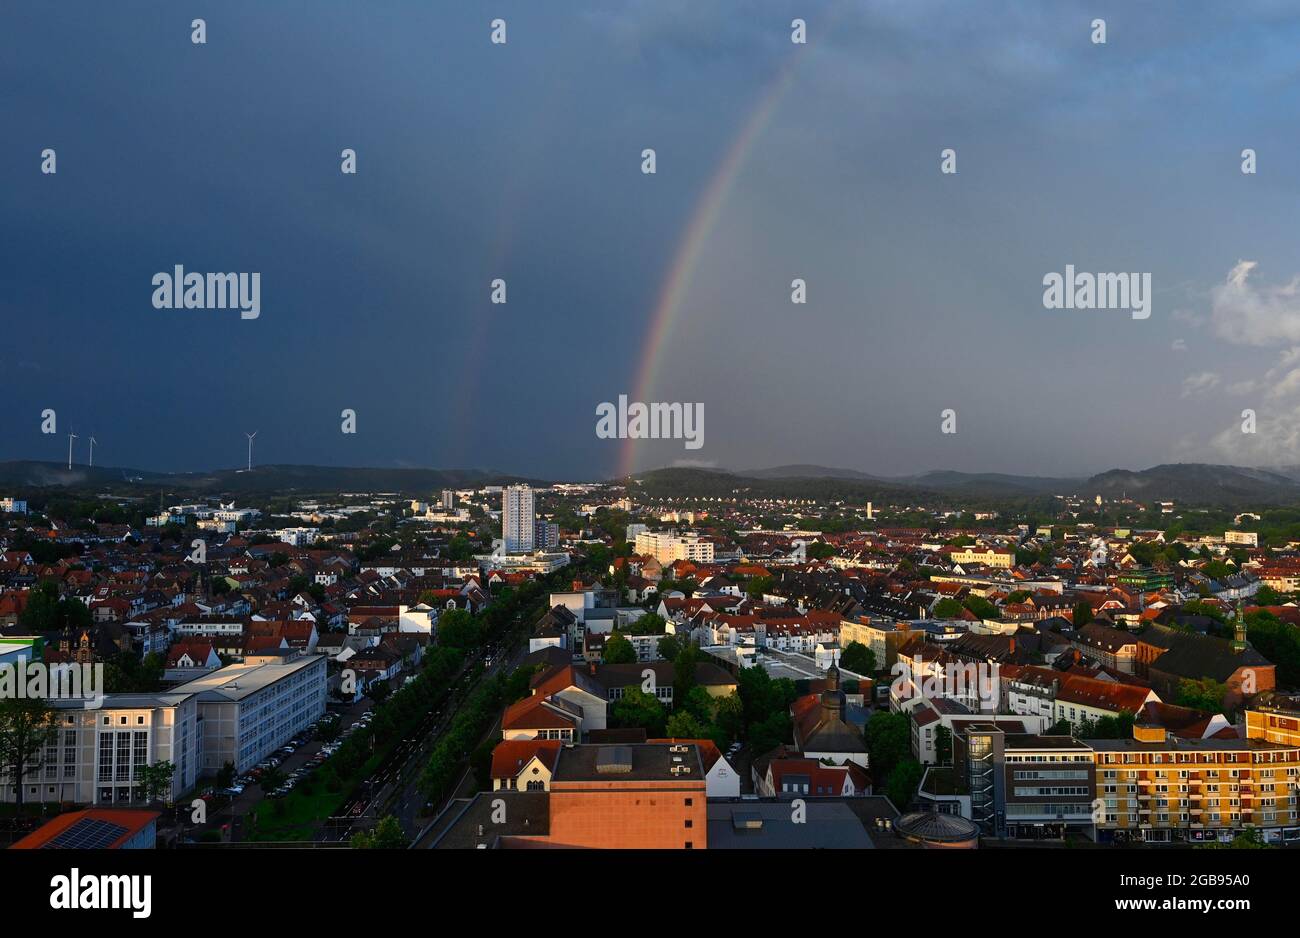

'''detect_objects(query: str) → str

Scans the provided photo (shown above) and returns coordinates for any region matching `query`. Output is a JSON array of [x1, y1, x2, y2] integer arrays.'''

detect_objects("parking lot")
[[191, 695, 378, 840]]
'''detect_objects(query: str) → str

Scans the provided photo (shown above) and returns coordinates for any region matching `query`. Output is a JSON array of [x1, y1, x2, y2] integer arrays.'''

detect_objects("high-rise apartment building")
[[503, 485, 536, 553]]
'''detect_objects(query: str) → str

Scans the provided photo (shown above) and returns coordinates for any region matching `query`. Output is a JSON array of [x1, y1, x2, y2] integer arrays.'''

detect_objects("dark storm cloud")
[[2, 1, 1298, 479]]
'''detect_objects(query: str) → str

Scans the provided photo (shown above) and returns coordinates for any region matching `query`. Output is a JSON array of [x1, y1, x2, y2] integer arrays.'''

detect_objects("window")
[[684, 819, 693, 829], [98, 735, 113, 782]]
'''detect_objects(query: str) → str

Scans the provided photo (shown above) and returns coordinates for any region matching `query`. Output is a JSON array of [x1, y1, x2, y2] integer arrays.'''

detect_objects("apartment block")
[[1091, 724, 1300, 844]]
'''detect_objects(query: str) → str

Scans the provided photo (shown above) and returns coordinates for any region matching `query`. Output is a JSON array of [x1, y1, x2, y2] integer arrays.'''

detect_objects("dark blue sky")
[[4, 1, 1300, 480]]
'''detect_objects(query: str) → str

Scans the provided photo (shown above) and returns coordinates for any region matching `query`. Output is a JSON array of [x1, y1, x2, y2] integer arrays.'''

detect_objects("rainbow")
[[618, 51, 807, 479]]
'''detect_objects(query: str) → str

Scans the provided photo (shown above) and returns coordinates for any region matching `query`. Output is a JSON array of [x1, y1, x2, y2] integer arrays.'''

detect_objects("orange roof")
[[501, 694, 576, 731], [490, 739, 563, 779], [10, 808, 159, 849]]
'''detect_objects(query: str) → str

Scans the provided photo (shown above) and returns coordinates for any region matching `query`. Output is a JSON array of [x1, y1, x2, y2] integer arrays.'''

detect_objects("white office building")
[[172, 653, 328, 774], [1, 693, 201, 807]]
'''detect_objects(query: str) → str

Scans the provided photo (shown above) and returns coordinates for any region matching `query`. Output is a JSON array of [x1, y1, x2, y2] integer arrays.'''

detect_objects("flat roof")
[[424, 791, 550, 849], [169, 654, 325, 702], [706, 799, 877, 849], [551, 743, 704, 783], [1087, 737, 1295, 753], [52, 692, 194, 711]]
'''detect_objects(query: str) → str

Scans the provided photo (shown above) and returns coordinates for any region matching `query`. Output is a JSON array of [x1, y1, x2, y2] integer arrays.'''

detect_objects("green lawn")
[[247, 783, 345, 842]]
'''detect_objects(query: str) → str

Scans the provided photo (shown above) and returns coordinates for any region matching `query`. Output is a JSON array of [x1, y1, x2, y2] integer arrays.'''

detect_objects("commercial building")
[[952, 725, 1096, 840]]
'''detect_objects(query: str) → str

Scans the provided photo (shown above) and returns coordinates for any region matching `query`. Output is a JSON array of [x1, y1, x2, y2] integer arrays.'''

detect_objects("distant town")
[[3, 471, 1300, 852]]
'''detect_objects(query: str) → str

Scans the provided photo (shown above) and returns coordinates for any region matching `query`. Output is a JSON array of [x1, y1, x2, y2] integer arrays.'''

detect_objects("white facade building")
[[503, 485, 536, 554], [634, 530, 714, 564], [172, 654, 328, 774]]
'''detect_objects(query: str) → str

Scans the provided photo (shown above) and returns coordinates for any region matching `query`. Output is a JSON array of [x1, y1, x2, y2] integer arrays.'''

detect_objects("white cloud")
[[1209, 406, 1300, 464], [1181, 371, 1221, 397], [1209, 260, 1300, 346]]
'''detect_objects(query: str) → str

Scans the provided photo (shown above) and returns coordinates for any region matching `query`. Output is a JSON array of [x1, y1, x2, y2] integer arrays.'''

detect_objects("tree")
[[681, 685, 716, 724], [934, 725, 952, 765], [504, 664, 541, 703], [864, 711, 910, 782], [215, 762, 237, 789], [1176, 677, 1228, 713], [964, 596, 999, 620], [665, 710, 708, 739], [367, 680, 392, 705], [933, 598, 963, 619], [0, 697, 59, 812], [138, 760, 175, 804], [1247, 611, 1300, 687], [673, 642, 700, 702], [713, 693, 744, 746], [624, 612, 666, 636], [260, 766, 286, 793], [351, 815, 408, 849], [1072, 600, 1094, 626], [18, 580, 91, 633], [736, 666, 796, 732], [886, 757, 925, 810], [1089, 711, 1136, 739], [747, 711, 792, 756], [436, 609, 481, 651], [657, 634, 682, 661], [610, 686, 666, 737], [746, 576, 773, 599], [602, 633, 637, 664], [317, 715, 341, 743], [1255, 585, 1282, 606], [839, 641, 876, 675]]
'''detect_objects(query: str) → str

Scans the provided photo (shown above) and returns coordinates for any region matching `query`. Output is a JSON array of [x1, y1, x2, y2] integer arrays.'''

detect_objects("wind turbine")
[[88, 436, 97, 468], [245, 432, 257, 472], [67, 432, 77, 470]]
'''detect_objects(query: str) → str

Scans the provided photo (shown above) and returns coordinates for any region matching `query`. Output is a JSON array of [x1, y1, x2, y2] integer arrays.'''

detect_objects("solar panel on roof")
[[44, 818, 129, 850]]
